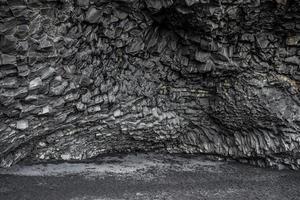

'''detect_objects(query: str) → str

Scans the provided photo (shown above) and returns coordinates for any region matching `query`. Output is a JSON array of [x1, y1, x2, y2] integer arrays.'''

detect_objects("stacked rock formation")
[[0, 0, 300, 169]]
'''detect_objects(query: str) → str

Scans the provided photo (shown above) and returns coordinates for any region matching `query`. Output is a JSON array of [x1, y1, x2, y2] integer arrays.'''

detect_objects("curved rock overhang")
[[0, 0, 300, 169]]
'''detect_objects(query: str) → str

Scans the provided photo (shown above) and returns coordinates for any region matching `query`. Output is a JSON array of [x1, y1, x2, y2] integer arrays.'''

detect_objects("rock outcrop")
[[0, 0, 300, 169]]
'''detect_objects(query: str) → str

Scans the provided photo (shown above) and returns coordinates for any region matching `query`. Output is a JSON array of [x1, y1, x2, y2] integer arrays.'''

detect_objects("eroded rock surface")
[[0, 0, 300, 169]]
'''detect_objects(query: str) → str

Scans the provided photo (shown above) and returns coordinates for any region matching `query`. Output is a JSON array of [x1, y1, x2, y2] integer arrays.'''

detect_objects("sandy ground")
[[0, 153, 300, 200]]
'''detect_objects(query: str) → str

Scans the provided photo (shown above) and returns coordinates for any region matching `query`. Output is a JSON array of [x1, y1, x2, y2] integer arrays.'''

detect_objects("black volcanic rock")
[[0, 0, 300, 170]]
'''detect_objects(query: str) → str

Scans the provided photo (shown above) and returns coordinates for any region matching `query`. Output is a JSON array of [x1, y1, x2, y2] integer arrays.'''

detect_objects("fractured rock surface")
[[0, 0, 300, 169]]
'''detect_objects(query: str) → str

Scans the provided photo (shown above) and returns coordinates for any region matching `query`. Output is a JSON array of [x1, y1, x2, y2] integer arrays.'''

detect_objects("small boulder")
[[0, 54, 16, 66], [85, 7, 101, 24], [14, 25, 29, 39], [29, 77, 42, 90], [38, 36, 52, 50], [39, 105, 52, 115], [195, 50, 210, 63], [16, 120, 28, 130], [41, 67, 55, 80]]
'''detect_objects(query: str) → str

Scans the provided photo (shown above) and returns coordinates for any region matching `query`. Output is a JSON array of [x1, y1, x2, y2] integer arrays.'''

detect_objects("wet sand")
[[0, 153, 300, 200]]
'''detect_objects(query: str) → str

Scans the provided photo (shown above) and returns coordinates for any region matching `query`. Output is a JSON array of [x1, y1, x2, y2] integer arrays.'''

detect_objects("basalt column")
[[0, 0, 300, 169]]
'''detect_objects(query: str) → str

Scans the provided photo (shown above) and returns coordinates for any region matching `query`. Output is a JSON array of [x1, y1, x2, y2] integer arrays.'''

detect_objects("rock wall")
[[0, 0, 300, 169]]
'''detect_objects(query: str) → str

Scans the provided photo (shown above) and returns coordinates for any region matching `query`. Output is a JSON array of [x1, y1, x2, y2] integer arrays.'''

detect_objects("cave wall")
[[0, 0, 300, 169]]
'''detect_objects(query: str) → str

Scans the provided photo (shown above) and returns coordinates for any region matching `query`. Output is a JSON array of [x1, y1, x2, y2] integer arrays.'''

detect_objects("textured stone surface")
[[0, 0, 300, 169]]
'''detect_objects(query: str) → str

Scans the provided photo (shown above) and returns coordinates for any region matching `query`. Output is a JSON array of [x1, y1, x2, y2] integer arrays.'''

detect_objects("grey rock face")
[[0, 0, 300, 169]]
